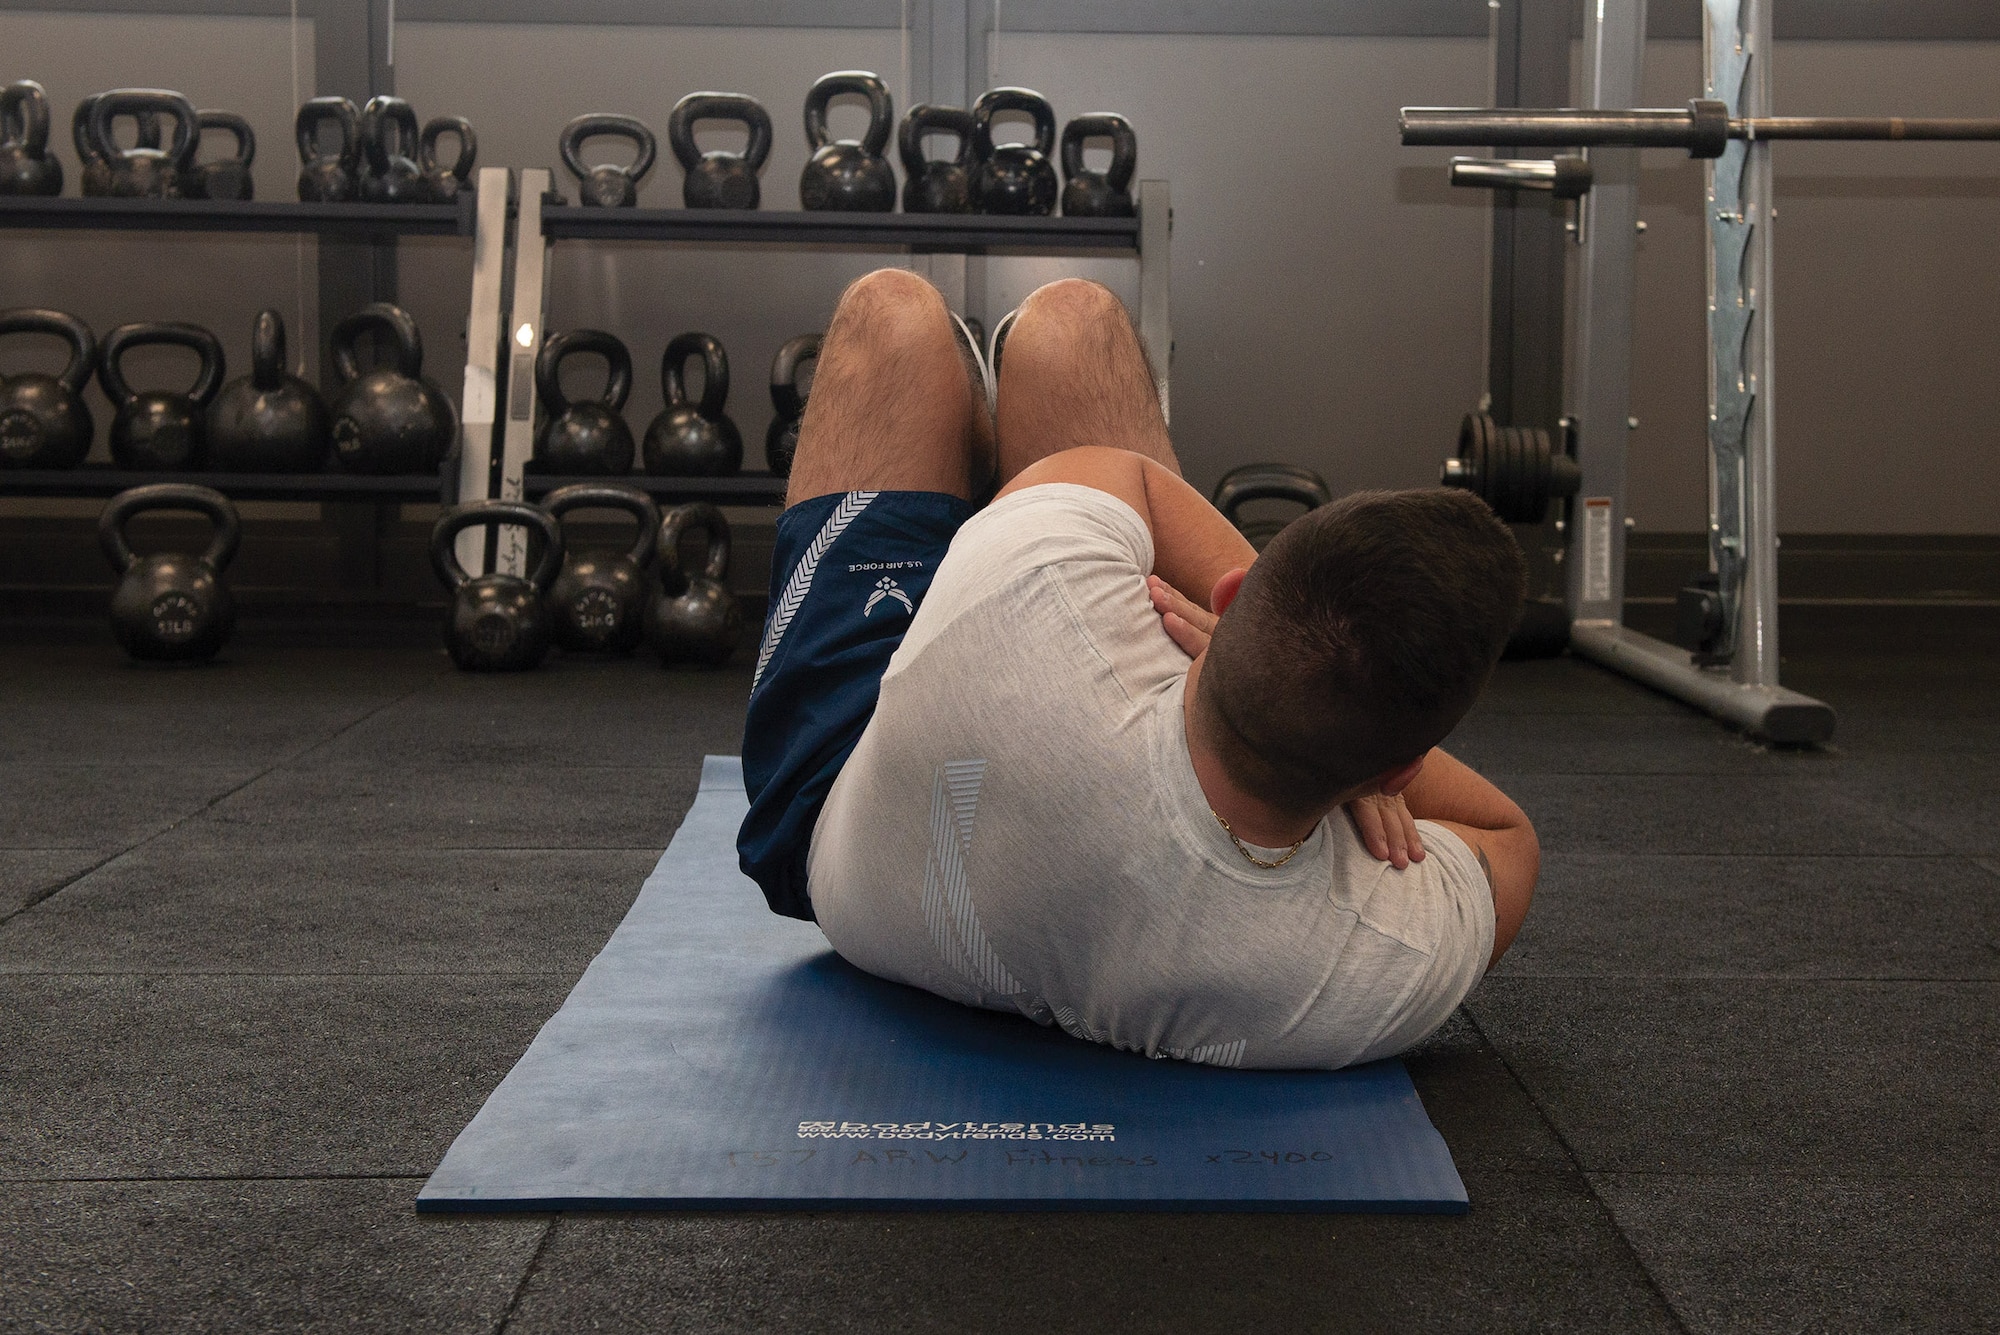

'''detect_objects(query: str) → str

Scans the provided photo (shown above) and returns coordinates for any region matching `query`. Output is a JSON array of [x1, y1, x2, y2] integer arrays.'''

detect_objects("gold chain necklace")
[[1209, 807, 1306, 869]]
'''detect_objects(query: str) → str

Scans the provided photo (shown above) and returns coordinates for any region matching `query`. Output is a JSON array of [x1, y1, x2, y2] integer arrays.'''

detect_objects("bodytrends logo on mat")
[[798, 1121, 1116, 1142]]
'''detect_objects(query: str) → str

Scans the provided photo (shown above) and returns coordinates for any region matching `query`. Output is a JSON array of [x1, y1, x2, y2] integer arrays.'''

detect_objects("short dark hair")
[[1193, 489, 1525, 816]]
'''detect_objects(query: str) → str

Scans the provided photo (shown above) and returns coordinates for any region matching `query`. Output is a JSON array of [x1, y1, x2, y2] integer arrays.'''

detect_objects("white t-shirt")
[[809, 484, 1495, 1069]]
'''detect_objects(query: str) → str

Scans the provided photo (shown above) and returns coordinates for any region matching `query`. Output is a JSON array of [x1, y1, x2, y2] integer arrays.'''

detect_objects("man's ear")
[[1376, 754, 1427, 798], [1209, 567, 1250, 616]]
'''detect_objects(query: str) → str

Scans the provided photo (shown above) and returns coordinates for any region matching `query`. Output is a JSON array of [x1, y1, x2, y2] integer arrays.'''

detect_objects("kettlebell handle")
[[804, 71, 893, 155], [195, 109, 255, 170], [658, 501, 732, 586], [899, 104, 975, 174], [250, 308, 287, 391], [359, 96, 419, 173], [768, 332, 821, 419], [295, 96, 358, 166], [1, 81, 50, 153], [559, 115, 658, 186], [660, 332, 730, 420], [75, 94, 162, 165], [972, 87, 1056, 159], [99, 322, 227, 410], [89, 89, 199, 171], [542, 482, 661, 571], [667, 93, 773, 172], [1060, 113, 1136, 191], [330, 303, 424, 386], [1210, 463, 1333, 526], [99, 483, 242, 576], [536, 328, 632, 417], [419, 116, 477, 180], [0, 308, 97, 394], [429, 499, 564, 593]]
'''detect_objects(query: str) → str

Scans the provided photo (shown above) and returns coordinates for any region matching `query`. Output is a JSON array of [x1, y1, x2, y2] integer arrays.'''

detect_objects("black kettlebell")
[[430, 500, 563, 672], [898, 104, 975, 214], [358, 95, 422, 203], [0, 81, 62, 196], [534, 329, 634, 475], [543, 483, 661, 655], [643, 333, 740, 477], [89, 88, 198, 199], [647, 502, 741, 667], [100, 484, 239, 664], [799, 71, 896, 212], [327, 303, 455, 475], [970, 87, 1058, 216], [295, 96, 359, 202], [1211, 462, 1333, 552], [180, 109, 255, 201], [1060, 112, 1136, 218], [100, 322, 225, 470], [0, 309, 95, 469], [417, 116, 476, 203], [764, 332, 820, 479], [75, 93, 161, 197], [559, 114, 656, 207], [207, 309, 330, 473], [668, 92, 771, 209]]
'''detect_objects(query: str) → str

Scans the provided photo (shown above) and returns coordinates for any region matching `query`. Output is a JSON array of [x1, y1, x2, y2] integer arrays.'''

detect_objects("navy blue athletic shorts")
[[738, 489, 978, 921]]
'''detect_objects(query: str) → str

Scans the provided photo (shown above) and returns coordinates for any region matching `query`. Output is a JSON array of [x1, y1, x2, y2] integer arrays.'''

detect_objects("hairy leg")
[[994, 278, 1176, 486], [785, 267, 995, 508]]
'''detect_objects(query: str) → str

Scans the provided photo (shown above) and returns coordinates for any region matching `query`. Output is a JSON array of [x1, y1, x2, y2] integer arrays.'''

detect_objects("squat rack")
[[1401, 0, 2000, 745]]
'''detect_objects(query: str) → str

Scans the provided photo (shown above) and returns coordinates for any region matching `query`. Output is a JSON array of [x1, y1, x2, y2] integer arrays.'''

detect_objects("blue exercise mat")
[[418, 756, 1468, 1213]]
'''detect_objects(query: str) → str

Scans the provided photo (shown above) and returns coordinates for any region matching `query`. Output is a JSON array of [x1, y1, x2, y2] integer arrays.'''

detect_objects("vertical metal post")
[[492, 168, 551, 578], [913, 0, 970, 312], [1565, 0, 1646, 625], [452, 167, 511, 572], [1137, 180, 1172, 426], [1704, 0, 1781, 686]]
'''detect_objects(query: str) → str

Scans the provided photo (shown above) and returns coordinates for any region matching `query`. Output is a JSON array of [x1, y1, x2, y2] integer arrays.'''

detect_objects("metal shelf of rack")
[[0, 195, 474, 236], [518, 472, 789, 506], [0, 467, 456, 503], [537, 206, 1139, 252]]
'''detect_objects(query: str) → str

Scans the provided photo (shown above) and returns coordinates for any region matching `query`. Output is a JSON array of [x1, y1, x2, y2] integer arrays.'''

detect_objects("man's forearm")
[[1398, 748, 1528, 833]]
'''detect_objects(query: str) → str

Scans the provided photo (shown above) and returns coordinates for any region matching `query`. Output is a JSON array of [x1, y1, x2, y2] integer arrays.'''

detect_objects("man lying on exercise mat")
[[737, 268, 1538, 1070]]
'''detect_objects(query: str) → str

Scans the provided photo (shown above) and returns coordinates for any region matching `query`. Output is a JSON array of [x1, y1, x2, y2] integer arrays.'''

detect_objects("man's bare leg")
[[786, 268, 995, 508], [994, 278, 1177, 486]]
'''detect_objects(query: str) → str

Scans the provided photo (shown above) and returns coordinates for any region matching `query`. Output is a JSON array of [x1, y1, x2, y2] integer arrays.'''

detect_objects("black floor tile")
[[1469, 656, 1689, 717], [0, 1178, 545, 1335], [0, 764, 262, 849], [1828, 751, 2000, 857], [1494, 854, 2000, 980], [1399, 1011, 1576, 1173], [502, 1170, 1676, 1335], [1444, 709, 1826, 776], [0, 974, 572, 1179], [0, 845, 660, 975], [0, 849, 106, 920], [1467, 978, 2000, 1176], [1590, 1171, 2000, 1335], [1498, 773, 1931, 856]]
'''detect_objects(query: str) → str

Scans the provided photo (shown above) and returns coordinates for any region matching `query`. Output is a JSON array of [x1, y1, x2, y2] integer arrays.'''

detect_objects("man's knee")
[[833, 267, 949, 341], [1020, 278, 1129, 334]]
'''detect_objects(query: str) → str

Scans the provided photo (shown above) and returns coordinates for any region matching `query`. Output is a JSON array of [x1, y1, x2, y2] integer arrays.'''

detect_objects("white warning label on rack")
[[1582, 498, 1614, 604]]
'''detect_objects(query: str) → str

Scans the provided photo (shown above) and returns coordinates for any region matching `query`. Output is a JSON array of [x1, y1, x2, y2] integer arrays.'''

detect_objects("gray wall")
[[0, 10, 1994, 536]]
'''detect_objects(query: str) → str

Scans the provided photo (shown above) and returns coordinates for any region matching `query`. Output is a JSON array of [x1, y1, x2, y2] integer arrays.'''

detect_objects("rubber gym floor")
[[2, 611, 1994, 1333]]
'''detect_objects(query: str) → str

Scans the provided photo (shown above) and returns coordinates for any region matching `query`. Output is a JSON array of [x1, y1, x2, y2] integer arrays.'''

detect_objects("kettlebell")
[[0, 309, 95, 469], [180, 109, 255, 201], [0, 81, 62, 196], [559, 114, 656, 207], [764, 332, 820, 479], [75, 93, 161, 197], [88, 88, 198, 199], [295, 96, 360, 202], [799, 71, 896, 212], [667, 92, 771, 210], [207, 309, 331, 473], [417, 116, 476, 203], [430, 500, 563, 672], [1211, 462, 1333, 552], [647, 502, 741, 667], [1060, 112, 1137, 218], [643, 333, 741, 477], [358, 96, 422, 203], [327, 303, 455, 474], [543, 483, 661, 655], [100, 322, 226, 470], [970, 87, 1058, 216], [898, 104, 975, 214], [535, 329, 634, 475], [99, 483, 239, 664]]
